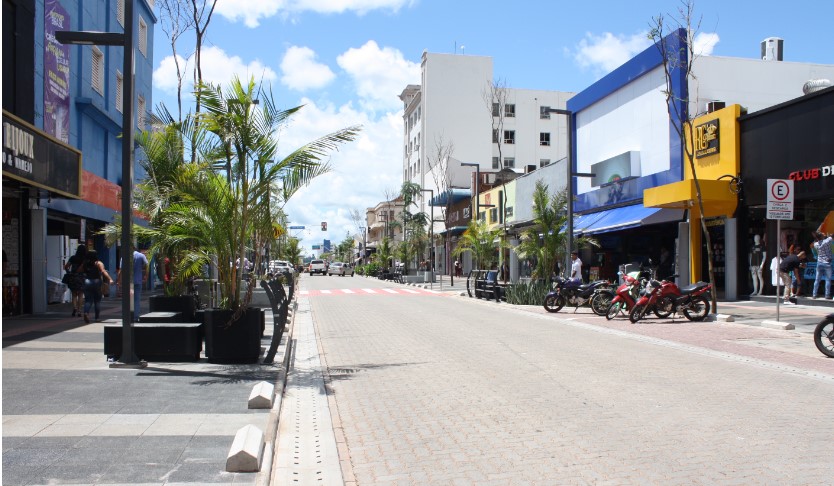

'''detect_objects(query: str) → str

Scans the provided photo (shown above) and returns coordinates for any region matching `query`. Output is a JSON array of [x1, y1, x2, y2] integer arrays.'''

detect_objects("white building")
[[399, 51, 574, 272]]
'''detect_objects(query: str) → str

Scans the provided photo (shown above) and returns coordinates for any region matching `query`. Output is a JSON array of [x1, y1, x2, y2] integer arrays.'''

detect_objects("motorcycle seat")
[[679, 282, 709, 294]]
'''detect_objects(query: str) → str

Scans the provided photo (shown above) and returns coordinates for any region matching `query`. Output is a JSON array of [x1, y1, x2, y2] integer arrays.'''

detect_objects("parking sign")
[[766, 179, 793, 220]]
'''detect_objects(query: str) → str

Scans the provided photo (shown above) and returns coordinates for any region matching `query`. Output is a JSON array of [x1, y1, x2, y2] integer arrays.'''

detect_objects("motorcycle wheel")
[[683, 295, 710, 321], [629, 304, 648, 324], [653, 296, 674, 318], [813, 317, 834, 358], [591, 291, 614, 316], [543, 294, 566, 313], [605, 301, 622, 320]]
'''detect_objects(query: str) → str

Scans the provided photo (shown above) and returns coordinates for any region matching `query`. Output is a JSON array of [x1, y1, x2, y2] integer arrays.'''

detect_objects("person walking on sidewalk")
[[779, 250, 806, 303], [119, 250, 149, 320], [812, 231, 832, 299], [64, 245, 87, 317], [82, 250, 113, 323]]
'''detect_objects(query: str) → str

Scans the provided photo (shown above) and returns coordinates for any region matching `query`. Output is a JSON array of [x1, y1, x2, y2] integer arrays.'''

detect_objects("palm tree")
[[452, 219, 505, 271], [283, 237, 303, 268], [515, 180, 598, 280]]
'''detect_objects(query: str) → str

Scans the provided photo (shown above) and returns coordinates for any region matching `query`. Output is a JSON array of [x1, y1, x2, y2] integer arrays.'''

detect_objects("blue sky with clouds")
[[151, 0, 833, 255]]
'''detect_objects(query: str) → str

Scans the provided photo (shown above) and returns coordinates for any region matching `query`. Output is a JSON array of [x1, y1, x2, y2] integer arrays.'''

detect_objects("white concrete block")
[[715, 314, 735, 322], [248, 381, 274, 409], [761, 320, 795, 330], [226, 424, 264, 472]]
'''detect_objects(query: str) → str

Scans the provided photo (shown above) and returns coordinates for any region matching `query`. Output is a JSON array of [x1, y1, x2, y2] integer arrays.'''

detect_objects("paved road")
[[301, 274, 834, 485]]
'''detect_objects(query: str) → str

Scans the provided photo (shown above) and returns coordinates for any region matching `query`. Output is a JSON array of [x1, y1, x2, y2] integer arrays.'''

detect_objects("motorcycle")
[[543, 277, 613, 315], [605, 272, 644, 320], [814, 313, 834, 358], [629, 277, 712, 323]]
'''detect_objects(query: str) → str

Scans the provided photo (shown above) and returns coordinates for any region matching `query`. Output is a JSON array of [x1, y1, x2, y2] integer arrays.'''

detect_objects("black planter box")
[[203, 308, 263, 364], [104, 322, 202, 361], [149, 295, 196, 322]]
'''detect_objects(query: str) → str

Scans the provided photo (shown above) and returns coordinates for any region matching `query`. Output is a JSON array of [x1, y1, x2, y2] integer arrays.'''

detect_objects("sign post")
[[767, 179, 794, 321]]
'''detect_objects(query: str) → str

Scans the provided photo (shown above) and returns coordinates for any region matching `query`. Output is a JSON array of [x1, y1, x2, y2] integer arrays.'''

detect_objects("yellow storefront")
[[644, 105, 741, 293]]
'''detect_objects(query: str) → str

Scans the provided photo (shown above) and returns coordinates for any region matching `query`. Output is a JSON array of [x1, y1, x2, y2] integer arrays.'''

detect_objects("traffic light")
[[321, 221, 327, 231]]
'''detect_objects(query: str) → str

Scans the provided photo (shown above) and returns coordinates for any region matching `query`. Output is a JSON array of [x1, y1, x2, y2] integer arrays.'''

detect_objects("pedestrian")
[[63, 245, 87, 317], [82, 249, 113, 323], [812, 231, 832, 299], [119, 250, 149, 320], [778, 250, 806, 303], [570, 251, 583, 282]]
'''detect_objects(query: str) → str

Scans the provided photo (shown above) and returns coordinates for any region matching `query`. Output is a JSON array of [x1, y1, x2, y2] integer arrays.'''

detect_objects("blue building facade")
[[3, 0, 155, 315]]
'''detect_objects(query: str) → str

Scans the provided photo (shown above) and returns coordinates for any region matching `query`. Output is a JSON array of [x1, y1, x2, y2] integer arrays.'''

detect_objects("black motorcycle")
[[543, 277, 613, 315], [814, 313, 834, 358]]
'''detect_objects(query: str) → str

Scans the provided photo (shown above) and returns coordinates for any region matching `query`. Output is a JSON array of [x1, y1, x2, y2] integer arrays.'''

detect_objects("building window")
[[540, 158, 550, 167], [492, 103, 499, 117], [505, 104, 515, 118], [479, 211, 486, 222], [115, 71, 123, 112], [540, 106, 550, 119], [490, 207, 498, 222], [540, 132, 551, 146], [504, 157, 515, 168], [117, 0, 124, 27], [137, 95, 146, 130], [91, 46, 104, 95], [138, 17, 148, 57], [492, 157, 500, 169], [503, 130, 515, 144], [492, 129, 499, 144]]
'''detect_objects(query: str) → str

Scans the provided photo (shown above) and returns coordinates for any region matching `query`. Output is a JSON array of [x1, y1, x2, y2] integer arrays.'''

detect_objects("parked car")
[[269, 260, 295, 275], [328, 262, 354, 277], [309, 259, 327, 275]]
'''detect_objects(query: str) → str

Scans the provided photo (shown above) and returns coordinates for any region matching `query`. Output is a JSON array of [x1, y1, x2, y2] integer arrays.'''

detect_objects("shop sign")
[[44, 0, 71, 143], [766, 179, 793, 220], [2, 110, 81, 199], [788, 164, 834, 182], [694, 119, 719, 158]]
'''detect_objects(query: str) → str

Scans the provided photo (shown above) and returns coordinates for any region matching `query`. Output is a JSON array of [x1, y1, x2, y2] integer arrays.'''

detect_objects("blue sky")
[[151, 0, 833, 256]]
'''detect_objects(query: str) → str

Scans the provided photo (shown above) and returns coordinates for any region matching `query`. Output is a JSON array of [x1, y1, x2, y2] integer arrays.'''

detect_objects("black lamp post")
[[57, 0, 144, 368]]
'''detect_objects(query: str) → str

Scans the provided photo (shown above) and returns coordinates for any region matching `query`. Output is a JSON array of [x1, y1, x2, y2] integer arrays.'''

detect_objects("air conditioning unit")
[[706, 101, 725, 113], [761, 37, 783, 61], [525, 164, 536, 174]]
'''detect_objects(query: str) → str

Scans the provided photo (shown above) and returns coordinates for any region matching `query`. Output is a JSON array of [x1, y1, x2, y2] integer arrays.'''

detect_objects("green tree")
[[283, 237, 303, 267], [452, 219, 505, 271], [515, 180, 598, 280]]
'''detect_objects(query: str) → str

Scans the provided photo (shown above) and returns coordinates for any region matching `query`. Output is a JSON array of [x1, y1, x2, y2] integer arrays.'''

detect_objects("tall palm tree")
[[452, 219, 505, 271], [515, 180, 598, 280]]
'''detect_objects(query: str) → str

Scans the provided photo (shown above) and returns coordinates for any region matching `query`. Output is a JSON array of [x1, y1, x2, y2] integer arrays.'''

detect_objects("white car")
[[327, 262, 354, 277], [309, 259, 327, 275], [269, 260, 295, 275]]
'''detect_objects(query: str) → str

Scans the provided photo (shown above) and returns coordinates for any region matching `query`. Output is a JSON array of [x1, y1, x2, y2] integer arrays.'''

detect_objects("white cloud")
[[153, 46, 277, 95], [573, 31, 653, 75], [279, 100, 403, 253], [337, 41, 420, 111], [693, 32, 720, 56], [215, 0, 414, 28], [280, 46, 336, 91]]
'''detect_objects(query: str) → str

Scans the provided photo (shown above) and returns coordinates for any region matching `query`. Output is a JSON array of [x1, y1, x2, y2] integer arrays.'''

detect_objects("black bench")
[[470, 270, 506, 302], [260, 278, 290, 364], [104, 322, 203, 361]]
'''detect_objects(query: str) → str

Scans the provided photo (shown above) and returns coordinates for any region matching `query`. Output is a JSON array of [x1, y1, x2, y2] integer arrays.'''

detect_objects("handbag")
[[101, 280, 110, 297]]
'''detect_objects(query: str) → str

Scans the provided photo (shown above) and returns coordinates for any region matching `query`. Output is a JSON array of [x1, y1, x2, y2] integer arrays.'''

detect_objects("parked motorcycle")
[[605, 272, 643, 320], [814, 313, 834, 358], [629, 278, 712, 323], [543, 277, 613, 315]]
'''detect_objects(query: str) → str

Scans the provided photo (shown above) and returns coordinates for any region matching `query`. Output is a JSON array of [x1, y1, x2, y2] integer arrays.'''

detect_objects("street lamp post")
[[420, 188, 434, 289], [460, 162, 480, 222], [57, 0, 144, 368]]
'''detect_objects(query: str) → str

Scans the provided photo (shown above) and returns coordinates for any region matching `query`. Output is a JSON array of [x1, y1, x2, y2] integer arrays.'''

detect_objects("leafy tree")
[[452, 219, 506, 271], [283, 237, 303, 267]]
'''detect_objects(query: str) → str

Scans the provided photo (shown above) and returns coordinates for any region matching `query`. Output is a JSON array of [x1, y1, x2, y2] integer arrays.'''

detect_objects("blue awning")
[[581, 206, 684, 235], [437, 225, 468, 236], [430, 189, 470, 207]]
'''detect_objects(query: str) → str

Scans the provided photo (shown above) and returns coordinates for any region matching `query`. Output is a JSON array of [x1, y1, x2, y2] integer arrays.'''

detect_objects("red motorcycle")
[[605, 273, 644, 320], [629, 278, 712, 323]]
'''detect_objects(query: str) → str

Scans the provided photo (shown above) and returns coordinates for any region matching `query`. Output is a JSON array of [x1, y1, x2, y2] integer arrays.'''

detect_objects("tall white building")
[[400, 52, 574, 216]]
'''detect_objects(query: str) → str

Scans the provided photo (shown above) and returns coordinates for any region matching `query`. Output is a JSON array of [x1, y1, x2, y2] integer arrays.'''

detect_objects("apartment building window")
[[540, 158, 550, 167], [138, 17, 148, 57], [490, 207, 498, 222], [492, 129, 499, 144], [492, 102, 499, 117], [117, 0, 124, 27], [540, 106, 550, 119], [505, 104, 515, 117], [540, 132, 551, 146], [504, 157, 515, 168], [492, 157, 500, 169], [115, 71, 123, 112], [137, 95, 146, 130], [91, 46, 104, 95], [503, 130, 515, 144]]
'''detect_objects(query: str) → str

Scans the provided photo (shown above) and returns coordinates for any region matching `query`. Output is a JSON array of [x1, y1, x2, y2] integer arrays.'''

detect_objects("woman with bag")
[[63, 246, 87, 317], [82, 249, 113, 323]]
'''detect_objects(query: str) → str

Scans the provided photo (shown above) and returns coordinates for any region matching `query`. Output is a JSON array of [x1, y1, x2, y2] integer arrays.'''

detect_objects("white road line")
[[401, 289, 419, 294], [362, 289, 377, 294], [383, 289, 399, 294], [341, 289, 355, 294], [320, 290, 332, 294]]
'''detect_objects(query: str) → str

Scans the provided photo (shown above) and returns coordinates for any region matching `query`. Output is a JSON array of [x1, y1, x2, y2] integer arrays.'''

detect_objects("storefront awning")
[[437, 225, 468, 236], [643, 179, 738, 218], [430, 189, 470, 207], [580, 205, 684, 235]]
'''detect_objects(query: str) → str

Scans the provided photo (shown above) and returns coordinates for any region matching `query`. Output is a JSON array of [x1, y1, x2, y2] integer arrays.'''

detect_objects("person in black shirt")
[[778, 251, 806, 303]]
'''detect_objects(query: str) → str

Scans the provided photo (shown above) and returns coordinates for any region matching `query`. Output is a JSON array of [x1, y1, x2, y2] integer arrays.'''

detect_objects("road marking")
[[342, 289, 355, 294], [299, 290, 309, 295], [383, 289, 399, 294], [401, 289, 419, 294], [362, 289, 377, 294], [320, 290, 332, 294]]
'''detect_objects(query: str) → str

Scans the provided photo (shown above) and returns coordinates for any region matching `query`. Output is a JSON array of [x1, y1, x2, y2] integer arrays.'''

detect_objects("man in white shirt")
[[570, 251, 583, 282]]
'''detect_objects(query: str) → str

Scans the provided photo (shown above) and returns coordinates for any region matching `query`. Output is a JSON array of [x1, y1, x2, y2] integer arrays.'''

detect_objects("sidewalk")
[[2, 291, 291, 486]]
